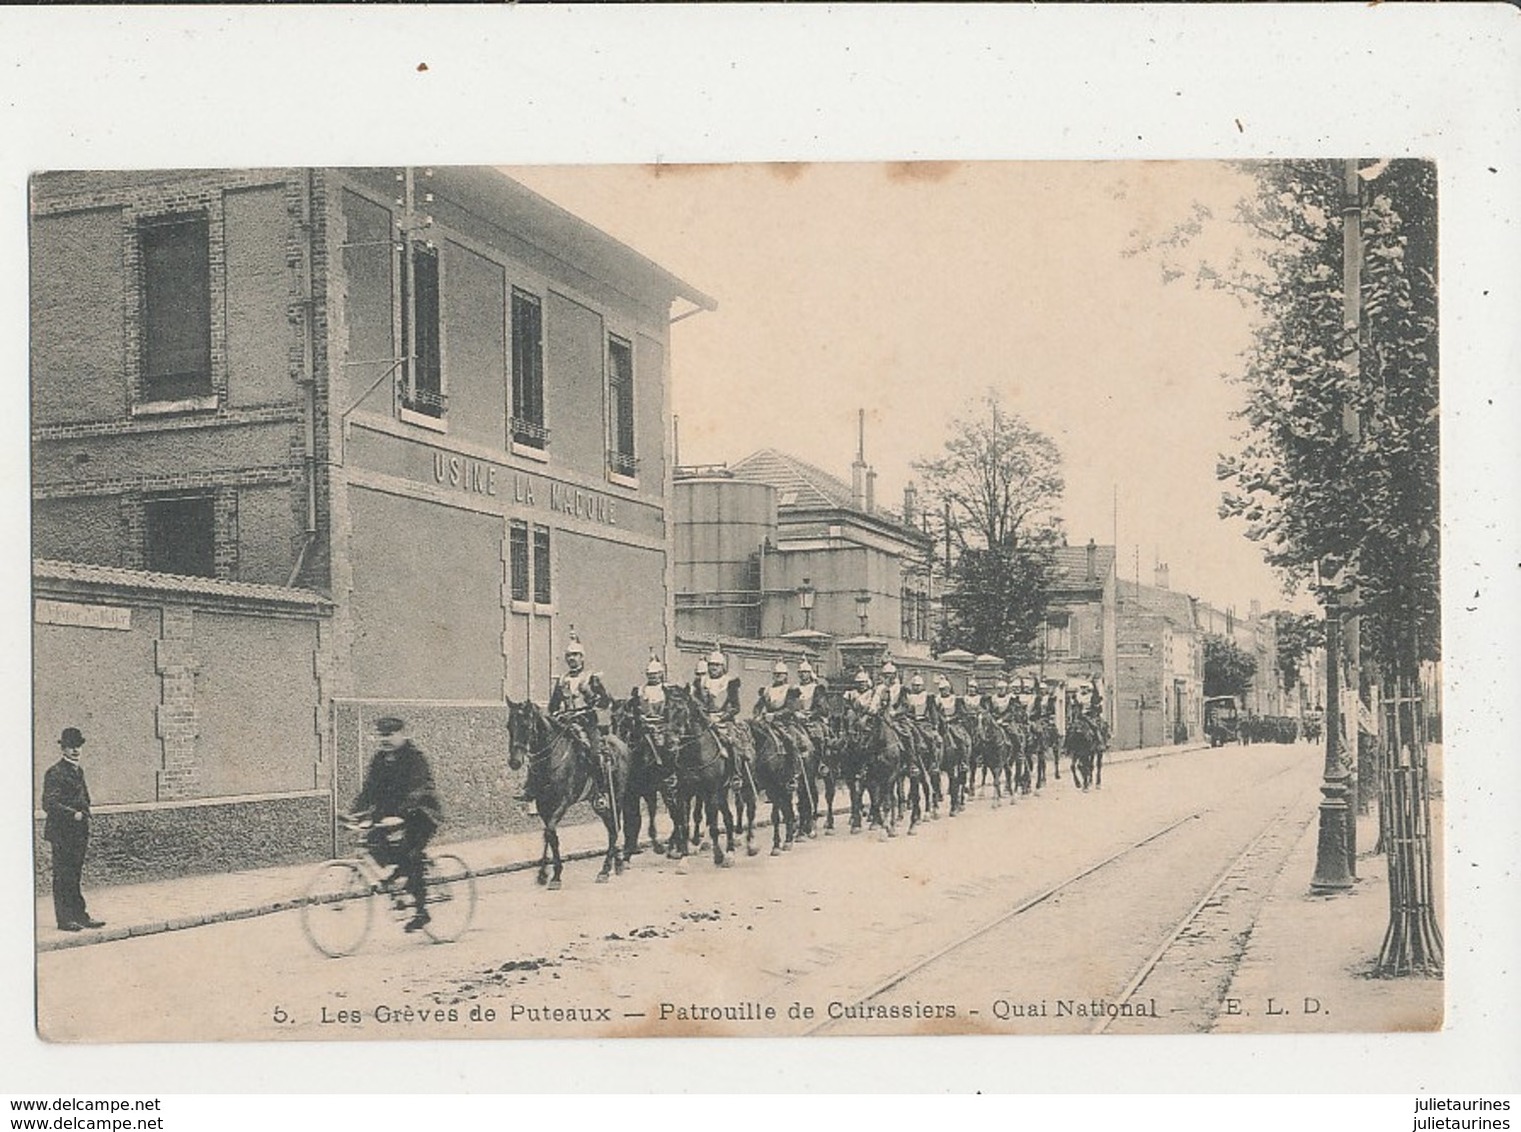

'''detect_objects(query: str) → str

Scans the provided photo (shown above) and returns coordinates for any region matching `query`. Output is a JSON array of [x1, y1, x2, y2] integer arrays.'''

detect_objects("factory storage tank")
[[674, 475, 778, 641]]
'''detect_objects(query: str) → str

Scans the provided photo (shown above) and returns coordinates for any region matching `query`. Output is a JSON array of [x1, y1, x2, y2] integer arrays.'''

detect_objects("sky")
[[508, 160, 1304, 616]]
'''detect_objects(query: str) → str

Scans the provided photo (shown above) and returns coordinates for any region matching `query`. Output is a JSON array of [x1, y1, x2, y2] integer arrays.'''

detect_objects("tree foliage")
[[1204, 633, 1258, 699], [1269, 609, 1325, 693], [913, 390, 1065, 663], [1149, 160, 1439, 681]]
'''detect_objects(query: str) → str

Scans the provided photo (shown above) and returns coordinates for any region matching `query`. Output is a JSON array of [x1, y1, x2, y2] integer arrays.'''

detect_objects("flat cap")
[[375, 716, 406, 735]]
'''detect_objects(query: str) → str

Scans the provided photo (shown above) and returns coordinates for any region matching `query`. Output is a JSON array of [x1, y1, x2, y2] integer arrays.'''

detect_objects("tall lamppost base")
[[1311, 775, 1355, 893]]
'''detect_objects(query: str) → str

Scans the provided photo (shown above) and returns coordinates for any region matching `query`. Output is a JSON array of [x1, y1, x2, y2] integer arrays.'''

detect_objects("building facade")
[[1024, 541, 1119, 734], [673, 443, 943, 687], [31, 167, 708, 884], [1116, 568, 1205, 749]]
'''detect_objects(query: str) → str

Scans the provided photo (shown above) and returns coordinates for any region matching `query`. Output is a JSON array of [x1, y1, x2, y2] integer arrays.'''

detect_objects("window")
[[141, 214, 211, 402], [508, 521, 530, 602], [1047, 613, 1072, 657], [510, 289, 548, 449], [607, 334, 636, 478], [509, 521, 553, 605], [400, 242, 444, 417], [145, 495, 215, 578], [533, 525, 552, 604]]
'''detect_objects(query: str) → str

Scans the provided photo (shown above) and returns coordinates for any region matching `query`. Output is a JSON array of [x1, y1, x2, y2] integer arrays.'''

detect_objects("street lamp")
[[797, 577, 816, 632], [855, 589, 872, 635]]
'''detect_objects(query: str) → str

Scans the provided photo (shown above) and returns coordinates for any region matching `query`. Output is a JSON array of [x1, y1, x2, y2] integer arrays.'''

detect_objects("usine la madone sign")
[[431, 452, 620, 527]]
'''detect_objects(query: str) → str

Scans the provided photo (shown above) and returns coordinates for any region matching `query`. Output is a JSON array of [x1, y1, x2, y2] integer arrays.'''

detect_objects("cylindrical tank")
[[674, 477, 778, 640]]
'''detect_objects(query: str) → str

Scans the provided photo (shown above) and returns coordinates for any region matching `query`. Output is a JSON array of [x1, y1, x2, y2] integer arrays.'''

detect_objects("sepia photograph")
[[30, 158, 1446, 1043]]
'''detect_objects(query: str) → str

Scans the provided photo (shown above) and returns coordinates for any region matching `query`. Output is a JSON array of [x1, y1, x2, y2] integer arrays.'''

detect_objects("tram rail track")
[[805, 757, 1307, 1036]]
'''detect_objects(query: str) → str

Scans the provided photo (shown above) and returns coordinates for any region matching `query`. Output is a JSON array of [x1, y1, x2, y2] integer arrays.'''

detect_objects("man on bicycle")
[[349, 716, 442, 933]]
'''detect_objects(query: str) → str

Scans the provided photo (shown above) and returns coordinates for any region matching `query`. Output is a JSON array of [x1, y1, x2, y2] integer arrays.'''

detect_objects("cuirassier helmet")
[[798, 659, 815, 676], [706, 650, 727, 668], [909, 674, 925, 691], [565, 629, 585, 658], [772, 659, 789, 676], [646, 654, 665, 677], [854, 670, 871, 688]]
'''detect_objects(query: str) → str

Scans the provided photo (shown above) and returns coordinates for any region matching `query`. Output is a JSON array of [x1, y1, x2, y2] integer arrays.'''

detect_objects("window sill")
[[509, 600, 555, 616], [399, 407, 448, 433], [511, 441, 550, 464], [607, 471, 639, 490], [133, 394, 218, 417]]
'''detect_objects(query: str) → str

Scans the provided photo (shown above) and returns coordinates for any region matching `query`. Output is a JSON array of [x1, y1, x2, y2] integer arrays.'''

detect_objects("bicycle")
[[300, 816, 478, 958]]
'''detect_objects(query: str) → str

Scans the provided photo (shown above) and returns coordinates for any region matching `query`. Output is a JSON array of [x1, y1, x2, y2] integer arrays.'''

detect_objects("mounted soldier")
[[902, 673, 944, 763], [630, 653, 672, 757], [845, 668, 877, 714], [695, 649, 749, 784], [753, 659, 805, 788], [548, 633, 614, 801]]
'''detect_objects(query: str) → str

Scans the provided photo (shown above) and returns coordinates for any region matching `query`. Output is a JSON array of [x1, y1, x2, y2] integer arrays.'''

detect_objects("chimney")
[[1249, 598, 1261, 621], [902, 482, 918, 526], [865, 467, 877, 513], [851, 409, 868, 509], [1086, 538, 1097, 581], [1155, 562, 1170, 590]]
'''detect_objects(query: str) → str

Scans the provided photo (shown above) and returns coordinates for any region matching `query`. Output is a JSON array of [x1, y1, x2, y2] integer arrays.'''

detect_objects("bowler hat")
[[375, 716, 406, 735], [60, 727, 85, 749]]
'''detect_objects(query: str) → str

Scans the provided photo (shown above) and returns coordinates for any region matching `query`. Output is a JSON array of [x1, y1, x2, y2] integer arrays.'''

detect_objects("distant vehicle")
[[1204, 695, 1242, 747], [1302, 710, 1324, 744]]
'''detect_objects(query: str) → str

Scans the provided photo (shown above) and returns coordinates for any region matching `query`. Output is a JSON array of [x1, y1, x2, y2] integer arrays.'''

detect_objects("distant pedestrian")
[[42, 728, 105, 932]]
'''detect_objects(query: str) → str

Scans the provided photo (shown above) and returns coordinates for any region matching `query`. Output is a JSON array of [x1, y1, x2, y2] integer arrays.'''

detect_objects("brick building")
[[31, 167, 709, 884]]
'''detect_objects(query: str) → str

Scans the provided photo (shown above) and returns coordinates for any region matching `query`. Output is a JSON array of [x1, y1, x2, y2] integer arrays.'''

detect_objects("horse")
[[1065, 715, 1107, 792], [892, 716, 936, 833], [661, 685, 742, 867], [806, 692, 845, 834], [970, 709, 1014, 805], [613, 694, 673, 861], [840, 706, 900, 836], [745, 719, 801, 855], [506, 698, 629, 888], [939, 713, 974, 816]]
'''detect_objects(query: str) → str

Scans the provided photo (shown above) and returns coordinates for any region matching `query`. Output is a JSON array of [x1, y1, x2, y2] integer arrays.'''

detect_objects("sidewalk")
[[1213, 781, 1445, 1033], [35, 817, 616, 954], [30, 737, 1205, 955]]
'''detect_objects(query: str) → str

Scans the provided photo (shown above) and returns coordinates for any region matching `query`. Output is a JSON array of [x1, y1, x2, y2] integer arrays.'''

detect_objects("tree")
[[913, 390, 1065, 662], [1203, 634, 1257, 700], [1209, 160, 1439, 683], [1269, 609, 1325, 695]]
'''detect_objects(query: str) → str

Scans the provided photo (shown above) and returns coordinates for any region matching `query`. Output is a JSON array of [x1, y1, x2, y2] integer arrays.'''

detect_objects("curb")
[[37, 741, 1218, 953], [36, 846, 610, 953]]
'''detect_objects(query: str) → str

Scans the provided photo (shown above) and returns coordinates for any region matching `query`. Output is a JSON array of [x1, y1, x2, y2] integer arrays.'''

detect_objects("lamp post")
[[797, 577, 816, 632], [855, 590, 872, 636]]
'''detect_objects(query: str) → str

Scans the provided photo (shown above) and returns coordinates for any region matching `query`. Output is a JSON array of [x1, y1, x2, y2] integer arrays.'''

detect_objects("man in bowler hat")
[[42, 728, 105, 932]]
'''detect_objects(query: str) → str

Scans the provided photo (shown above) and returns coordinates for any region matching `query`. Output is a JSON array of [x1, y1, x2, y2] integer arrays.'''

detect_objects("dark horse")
[[507, 698, 630, 888], [746, 720, 801, 854], [662, 685, 742, 867], [840, 706, 900, 836], [613, 695, 672, 861], [970, 708, 1015, 805], [1065, 714, 1108, 792]]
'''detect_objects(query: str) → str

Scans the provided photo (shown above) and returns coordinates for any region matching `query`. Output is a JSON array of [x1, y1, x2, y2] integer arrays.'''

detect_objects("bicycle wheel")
[[300, 860, 374, 958], [420, 853, 476, 944]]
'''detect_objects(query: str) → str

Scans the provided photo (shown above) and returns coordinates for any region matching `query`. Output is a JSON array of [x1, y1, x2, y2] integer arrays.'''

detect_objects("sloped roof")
[[730, 449, 928, 544], [35, 560, 331, 610], [1048, 544, 1117, 592], [731, 448, 860, 512], [1117, 578, 1196, 629]]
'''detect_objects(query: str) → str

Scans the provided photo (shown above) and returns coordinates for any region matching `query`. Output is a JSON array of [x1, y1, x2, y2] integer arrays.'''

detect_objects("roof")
[[34, 560, 331, 611], [730, 449, 928, 544], [437, 168, 717, 313], [1117, 579, 1197, 629], [1048, 544, 1117, 592]]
